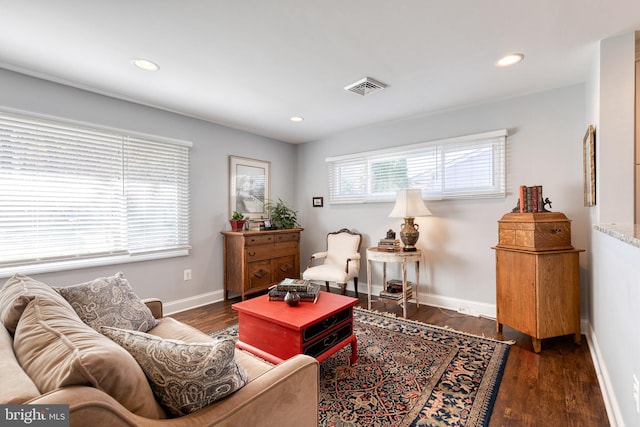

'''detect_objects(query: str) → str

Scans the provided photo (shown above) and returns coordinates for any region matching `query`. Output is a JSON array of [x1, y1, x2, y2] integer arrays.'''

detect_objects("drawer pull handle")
[[253, 269, 269, 278], [323, 333, 338, 348], [322, 316, 337, 329], [279, 263, 293, 273], [551, 228, 562, 234], [248, 251, 256, 256]]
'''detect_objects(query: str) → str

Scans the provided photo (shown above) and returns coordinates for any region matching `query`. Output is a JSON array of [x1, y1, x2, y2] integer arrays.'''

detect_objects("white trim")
[[163, 290, 224, 316], [325, 129, 507, 163], [0, 250, 189, 279], [585, 321, 623, 427], [0, 107, 193, 148]]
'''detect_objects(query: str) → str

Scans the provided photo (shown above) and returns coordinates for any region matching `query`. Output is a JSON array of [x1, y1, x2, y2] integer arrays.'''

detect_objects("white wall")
[[598, 33, 636, 224], [587, 32, 639, 427], [297, 84, 588, 316], [0, 68, 297, 311]]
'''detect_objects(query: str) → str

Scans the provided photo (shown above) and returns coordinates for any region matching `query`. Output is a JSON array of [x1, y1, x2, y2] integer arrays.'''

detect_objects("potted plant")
[[265, 198, 300, 229], [229, 211, 246, 232]]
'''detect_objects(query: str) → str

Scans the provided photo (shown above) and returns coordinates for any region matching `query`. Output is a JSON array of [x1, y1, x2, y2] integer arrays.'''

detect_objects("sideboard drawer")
[[303, 307, 352, 343], [303, 322, 353, 358], [275, 232, 300, 243], [245, 234, 275, 246]]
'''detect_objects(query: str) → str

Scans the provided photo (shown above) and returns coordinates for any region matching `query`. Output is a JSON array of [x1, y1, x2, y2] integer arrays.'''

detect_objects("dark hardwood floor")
[[171, 291, 609, 427]]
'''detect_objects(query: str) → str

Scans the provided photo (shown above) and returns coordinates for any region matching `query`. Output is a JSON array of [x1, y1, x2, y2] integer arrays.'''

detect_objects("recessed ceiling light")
[[496, 53, 524, 67], [290, 116, 304, 122], [132, 58, 160, 72]]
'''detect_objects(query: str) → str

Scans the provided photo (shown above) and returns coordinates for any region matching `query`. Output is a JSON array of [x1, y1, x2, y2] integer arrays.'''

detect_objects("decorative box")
[[496, 212, 573, 251]]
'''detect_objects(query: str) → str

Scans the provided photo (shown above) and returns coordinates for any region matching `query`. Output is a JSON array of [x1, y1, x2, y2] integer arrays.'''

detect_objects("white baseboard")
[[356, 283, 497, 319], [163, 290, 224, 316], [584, 321, 623, 427]]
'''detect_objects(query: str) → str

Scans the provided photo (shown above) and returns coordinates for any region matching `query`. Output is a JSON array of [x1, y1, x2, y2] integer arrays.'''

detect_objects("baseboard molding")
[[584, 321, 623, 427], [163, 290, 224, 316], [355, 283, 497, 319]]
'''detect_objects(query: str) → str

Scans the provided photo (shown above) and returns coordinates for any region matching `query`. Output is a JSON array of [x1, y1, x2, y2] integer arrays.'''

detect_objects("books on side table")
[[377, 238, 401, 251], [379, 279, 413, 304], [268, 278, 321, 303]]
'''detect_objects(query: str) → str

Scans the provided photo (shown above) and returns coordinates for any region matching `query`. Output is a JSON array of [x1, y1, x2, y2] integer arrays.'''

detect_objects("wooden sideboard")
[[221, 228, 303, 300], [493, 212, 583, 353]]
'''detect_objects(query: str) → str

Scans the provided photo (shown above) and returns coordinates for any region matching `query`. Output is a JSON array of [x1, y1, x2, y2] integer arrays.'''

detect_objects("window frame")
[[326, 129, 507, 204], [0, 108, 191, 278]]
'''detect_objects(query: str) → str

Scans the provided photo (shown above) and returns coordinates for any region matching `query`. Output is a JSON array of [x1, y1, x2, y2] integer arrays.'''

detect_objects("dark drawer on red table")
[[303, 307, 352, 343], [303, 322, 352, 358]]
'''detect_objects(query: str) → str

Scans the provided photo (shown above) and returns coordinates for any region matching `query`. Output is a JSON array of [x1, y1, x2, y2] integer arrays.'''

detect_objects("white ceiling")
[[1, 1, 639, 144]]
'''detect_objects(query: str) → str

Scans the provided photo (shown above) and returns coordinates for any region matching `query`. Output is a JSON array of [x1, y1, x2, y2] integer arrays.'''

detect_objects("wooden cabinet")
[[221, 228, 303, 300], [495, 248, 582, 352], [494, 212, 583, 353]]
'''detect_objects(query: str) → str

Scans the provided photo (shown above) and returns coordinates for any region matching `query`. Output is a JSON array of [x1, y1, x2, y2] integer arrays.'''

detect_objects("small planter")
[[229, 219, 246, 232]]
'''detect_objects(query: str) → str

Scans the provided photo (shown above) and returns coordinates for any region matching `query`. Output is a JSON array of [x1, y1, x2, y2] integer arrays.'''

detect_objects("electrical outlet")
[[183, 269, 192, 281], [633, 374, 639, 414]]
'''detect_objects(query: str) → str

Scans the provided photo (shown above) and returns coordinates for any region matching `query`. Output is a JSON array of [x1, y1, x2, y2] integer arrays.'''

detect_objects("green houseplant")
[[229, 211, 246, 232], [266, 198, 300, 229]]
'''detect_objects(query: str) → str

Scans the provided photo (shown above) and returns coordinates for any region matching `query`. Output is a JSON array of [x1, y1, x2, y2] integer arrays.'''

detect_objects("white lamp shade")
[[388, 189, 432, 218]]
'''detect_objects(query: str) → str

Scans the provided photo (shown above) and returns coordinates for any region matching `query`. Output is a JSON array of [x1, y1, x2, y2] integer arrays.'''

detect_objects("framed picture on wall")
[[583, 125, 596, 206], [229, 156, 271, 220]]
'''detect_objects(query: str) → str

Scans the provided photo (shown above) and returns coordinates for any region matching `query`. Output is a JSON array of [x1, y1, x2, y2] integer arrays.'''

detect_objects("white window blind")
[[0, 110, 191, 272], [326, 130, 507, 204]]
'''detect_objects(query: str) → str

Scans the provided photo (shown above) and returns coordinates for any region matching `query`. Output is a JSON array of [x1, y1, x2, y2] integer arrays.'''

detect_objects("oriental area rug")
[[211, 307, 510, 427]]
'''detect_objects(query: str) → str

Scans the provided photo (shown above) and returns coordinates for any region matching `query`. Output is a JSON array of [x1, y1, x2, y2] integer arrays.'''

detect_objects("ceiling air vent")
[[344, 77, 387, 96]]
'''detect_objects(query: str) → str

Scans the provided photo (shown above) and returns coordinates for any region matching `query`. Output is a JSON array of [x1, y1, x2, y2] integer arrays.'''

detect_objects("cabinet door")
[[536, 252, 580, 339], [496, 250, 536, 336], [247, 260, 272, 290], [272, 255, 298, 283]]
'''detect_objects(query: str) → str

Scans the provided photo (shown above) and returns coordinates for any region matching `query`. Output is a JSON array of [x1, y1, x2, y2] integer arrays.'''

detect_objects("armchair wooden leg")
[[338, 283, 347, 295], [325, 281, 330, 293], [353, 277, 359, 298]]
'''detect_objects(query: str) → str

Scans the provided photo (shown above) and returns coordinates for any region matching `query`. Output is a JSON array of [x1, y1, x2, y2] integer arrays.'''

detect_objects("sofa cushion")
[[56, 272, 158, 332], [0, 323, 40, 403], [101, 326, 249, 417], [0, 274, 71, 334], [13, 296, 166, 419]]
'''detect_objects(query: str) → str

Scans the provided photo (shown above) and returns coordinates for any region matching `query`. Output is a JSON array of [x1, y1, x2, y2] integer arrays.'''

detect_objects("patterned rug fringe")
[[353, 306, 516, 345]]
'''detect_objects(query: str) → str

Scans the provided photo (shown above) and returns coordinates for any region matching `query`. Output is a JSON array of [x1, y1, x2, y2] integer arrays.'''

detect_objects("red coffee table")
[[232, 291, 358, 365]]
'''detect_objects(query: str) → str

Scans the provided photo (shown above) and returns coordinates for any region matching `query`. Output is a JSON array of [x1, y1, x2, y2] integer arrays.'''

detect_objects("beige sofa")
[[0, 274, 319, 427]]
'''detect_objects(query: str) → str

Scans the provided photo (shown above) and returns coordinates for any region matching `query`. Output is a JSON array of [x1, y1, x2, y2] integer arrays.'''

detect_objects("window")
[[326, 129, 507, 203], [0, 110, 191, 275]]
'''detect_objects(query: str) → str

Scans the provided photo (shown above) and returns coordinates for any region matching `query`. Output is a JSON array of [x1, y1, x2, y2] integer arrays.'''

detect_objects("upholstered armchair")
[[303, 228, 362, 296]]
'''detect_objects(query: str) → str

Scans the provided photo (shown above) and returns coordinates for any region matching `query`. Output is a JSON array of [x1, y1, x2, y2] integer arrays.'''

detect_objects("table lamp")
[[388, 189, 432, 251]]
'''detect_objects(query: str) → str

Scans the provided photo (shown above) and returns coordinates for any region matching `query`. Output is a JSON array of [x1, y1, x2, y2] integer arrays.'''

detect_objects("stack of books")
[[377, 238, 400, 251], [379, 279, 413, 304], [268, 278, 321, 303], [517, 185, 544, 213]]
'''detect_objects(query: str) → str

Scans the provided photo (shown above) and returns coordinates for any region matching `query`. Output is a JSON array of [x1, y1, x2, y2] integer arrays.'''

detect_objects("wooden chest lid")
[[498, 212, 570, 223]]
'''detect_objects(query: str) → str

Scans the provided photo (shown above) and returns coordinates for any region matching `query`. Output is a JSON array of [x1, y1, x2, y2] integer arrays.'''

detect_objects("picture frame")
[[583, 125, 596, 206], [229, 156, 271, 220], [312, 196, 323, 207]]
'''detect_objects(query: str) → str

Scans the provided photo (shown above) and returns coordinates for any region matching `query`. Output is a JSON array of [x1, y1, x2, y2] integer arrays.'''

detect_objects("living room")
[[1, 2, 639, 426]]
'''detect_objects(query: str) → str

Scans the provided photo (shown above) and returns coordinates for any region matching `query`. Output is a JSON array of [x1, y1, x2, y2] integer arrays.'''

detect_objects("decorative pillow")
[[101, 326, 248, 417], [0, 274, 71, 334], [13, 296, 166, 419], [56, 272, 158, 332]]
